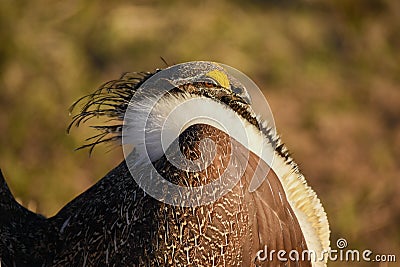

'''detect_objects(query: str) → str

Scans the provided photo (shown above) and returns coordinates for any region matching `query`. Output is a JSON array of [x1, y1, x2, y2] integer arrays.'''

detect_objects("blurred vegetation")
[[0, 0, 398, 266]]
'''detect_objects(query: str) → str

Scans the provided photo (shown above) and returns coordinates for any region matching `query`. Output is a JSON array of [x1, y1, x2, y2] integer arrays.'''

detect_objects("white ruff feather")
[[123, 93, 330, 266]]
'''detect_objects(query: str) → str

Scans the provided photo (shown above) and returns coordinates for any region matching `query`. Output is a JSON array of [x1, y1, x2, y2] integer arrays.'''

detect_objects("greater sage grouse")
[[0, 61, 330, 266]]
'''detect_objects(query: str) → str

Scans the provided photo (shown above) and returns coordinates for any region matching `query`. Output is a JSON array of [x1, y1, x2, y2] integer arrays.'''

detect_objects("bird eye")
[[204, 82, 214, 88]]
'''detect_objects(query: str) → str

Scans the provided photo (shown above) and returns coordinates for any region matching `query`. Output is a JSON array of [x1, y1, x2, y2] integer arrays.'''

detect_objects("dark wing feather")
[[241, 151, 310, 266], [0, 170, 57, 266]]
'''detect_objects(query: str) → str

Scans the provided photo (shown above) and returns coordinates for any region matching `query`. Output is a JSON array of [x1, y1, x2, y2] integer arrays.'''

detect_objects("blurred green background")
[[0, 1, 398, 266]]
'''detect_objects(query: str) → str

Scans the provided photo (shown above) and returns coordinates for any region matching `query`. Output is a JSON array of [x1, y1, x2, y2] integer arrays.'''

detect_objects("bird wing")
[[239, 149, 311, 266], [0, 170, 56, 266]]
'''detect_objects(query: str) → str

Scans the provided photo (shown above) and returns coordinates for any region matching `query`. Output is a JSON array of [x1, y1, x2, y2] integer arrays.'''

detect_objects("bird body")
[[0, 61, 330, 266]]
